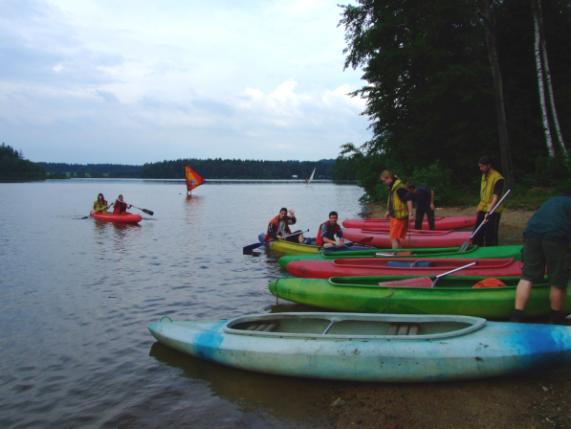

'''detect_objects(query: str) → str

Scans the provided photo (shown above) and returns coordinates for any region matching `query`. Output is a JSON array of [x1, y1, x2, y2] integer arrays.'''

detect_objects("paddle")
[[377, 261, 477, 288], [126, 203, 154, 216], [243, 229, 309, 255], [458, 189, 511, 252]]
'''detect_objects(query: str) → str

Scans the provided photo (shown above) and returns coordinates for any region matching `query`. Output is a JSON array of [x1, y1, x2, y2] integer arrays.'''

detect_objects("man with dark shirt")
[[511, 189, 571, 324], [474, 156, 504, 246], [407, 183, 435, 230]]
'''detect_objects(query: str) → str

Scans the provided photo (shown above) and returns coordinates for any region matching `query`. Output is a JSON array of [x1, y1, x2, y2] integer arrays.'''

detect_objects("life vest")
[[472, 278, 506, 288], [316, 221, 342, 246], [113, 200, 128, 214], [388, 179, 408, 219], [477, 169, 504, 213], [93, 200, 108, 213], [265, 215, 294, 241]]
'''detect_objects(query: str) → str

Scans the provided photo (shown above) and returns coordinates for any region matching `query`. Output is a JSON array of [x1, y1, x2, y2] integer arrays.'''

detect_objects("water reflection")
[[148, 342, 336, 426]]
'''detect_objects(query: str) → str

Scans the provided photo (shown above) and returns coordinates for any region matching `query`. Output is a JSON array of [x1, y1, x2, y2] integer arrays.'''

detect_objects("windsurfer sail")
[[185, 166, 204, 194], [305, 167, 316, 184]]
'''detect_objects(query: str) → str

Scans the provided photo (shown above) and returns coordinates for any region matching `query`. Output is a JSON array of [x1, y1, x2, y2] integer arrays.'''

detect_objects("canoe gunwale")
[[223, 312, 486, 341]]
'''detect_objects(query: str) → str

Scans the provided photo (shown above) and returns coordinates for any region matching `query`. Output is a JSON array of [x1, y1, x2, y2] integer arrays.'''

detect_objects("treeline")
[[0, 143, 46, 181], [39, 158, 336, 180], [40, 163, 142, 179], [334, 0, 571, 204], [141, 158, 335, 179]]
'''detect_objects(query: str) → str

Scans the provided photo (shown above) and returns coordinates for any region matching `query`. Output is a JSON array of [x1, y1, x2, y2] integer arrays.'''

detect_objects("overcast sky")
[[0, 0, 371, 164]]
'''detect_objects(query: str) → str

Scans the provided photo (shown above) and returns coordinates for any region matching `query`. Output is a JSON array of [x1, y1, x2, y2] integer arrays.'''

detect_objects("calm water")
[[0, 180, 364, 428]]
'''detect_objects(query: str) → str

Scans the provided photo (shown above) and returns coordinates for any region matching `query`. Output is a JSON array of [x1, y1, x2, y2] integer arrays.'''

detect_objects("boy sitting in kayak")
[[266, 208, 304, 243], [113, 194, 132, 215], [93, 193, 110, 213], [317, 211, 344, 248]]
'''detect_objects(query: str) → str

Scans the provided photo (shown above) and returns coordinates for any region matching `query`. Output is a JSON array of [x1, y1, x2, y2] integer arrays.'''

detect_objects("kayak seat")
[[387, 323, 421, 336], [245, 322, 278, 332]]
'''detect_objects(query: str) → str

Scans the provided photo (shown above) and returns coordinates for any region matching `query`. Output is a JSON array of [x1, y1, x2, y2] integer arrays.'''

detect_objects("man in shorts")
[[511, 189, 571, 324], [380, 170, 413, 249]]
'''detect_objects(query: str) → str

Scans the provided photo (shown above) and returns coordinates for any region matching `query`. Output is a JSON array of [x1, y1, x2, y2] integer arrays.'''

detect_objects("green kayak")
[[278, 244, 523, 269], [268, 275, 569, 320]]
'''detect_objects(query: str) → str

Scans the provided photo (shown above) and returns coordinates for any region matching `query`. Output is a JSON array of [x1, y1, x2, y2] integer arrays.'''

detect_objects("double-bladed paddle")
[[243, 229, 309, 255], [126, 203, 154, 216], [377, 261, 477, 288]]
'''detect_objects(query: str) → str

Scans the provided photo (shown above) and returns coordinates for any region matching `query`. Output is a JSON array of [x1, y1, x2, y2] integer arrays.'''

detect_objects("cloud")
[[0, 0, 371, 163]]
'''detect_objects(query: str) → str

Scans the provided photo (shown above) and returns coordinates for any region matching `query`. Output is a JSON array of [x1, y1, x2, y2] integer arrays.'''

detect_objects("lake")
[[0, 180, 365, 428]]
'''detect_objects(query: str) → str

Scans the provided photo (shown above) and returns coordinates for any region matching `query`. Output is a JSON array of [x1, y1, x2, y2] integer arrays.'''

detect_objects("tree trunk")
[[536, 0, 568, 156], [532, 0, 556, 158], [479, 0, 514, 185]]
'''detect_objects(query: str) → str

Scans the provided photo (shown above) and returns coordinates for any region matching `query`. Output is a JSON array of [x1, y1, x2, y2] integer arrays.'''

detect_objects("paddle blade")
[[243, 242, 263, 255], [142, 208, 154, 216], [378, 277, 433, 288]]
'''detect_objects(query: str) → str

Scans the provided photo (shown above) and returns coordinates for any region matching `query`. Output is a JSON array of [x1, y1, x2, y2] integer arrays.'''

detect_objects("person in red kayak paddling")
[[113, 194, 131, 215], [474, 156, 504, 246], [316, 211, 344, 248], [511, 189, 571, 325], [92, 193, 110, 213], [380, 170, 413, 249], [265, 207, 304, 243]]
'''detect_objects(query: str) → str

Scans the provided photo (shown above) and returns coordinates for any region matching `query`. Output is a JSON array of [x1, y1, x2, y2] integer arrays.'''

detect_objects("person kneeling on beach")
[[265, 207, 304, 243], [511, 188, 571, 325], [316, 211, 344, 248], [380, 170, 413, 249]]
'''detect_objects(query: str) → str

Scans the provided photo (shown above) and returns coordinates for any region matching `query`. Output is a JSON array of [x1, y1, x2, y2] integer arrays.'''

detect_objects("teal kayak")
[[278, 244, 523, 269], [148, 312, 571, 382]]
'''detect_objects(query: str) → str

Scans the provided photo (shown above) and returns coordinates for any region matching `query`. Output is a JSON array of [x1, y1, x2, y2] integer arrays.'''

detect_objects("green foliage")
[[339, 0, 571, 201], [0, 143, 45, 181]]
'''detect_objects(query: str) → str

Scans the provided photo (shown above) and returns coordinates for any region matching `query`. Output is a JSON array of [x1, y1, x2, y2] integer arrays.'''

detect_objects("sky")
[[0, 0, 371, 164]]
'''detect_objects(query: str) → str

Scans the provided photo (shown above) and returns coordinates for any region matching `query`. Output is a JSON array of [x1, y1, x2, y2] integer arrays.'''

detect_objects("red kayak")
[[90, 211, 142, 224], [344, 227, 471, 248], [342, 215, 475, 230], [286, 257, 523, 278]]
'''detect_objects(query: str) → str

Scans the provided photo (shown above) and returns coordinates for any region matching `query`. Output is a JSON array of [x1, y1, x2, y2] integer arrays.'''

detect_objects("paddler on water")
[[316, 211, 344, 248], [265, 207, 304, 243], [113, 194, 131, 215], [380, 170, 414, 249], [92, 193, 110, 213]]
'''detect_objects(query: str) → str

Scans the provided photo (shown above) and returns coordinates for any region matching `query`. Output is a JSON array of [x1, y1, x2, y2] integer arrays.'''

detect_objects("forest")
[[333, 0, 571, 204], [0, 143, 46, 181], [37, 158, 335, 180]]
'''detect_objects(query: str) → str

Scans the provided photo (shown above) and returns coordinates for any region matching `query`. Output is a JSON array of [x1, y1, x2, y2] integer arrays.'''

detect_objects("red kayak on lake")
[[344, 227, 471, 248], [286, 257, 523, 278], [90, 211, 142, 224], [342, 215, 475, 230]]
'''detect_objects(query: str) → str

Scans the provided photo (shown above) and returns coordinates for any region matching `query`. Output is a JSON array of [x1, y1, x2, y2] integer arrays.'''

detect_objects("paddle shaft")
[[431, 261, 477, 287], [125, 203, 154, 216], [470, 189, 511, 239]]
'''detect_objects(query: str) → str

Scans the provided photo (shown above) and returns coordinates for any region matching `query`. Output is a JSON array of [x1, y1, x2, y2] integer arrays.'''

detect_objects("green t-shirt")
[[524, 196, 571, 242]]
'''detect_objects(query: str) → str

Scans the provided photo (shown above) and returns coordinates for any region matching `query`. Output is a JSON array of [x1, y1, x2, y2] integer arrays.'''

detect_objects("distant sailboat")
[[305, 167, 316, 184], [185, 166, 204, 195]]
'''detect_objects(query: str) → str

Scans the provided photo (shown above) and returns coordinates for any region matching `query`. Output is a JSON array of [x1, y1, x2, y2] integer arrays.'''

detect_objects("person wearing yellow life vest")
[[92, 193, 110, 213], [474, 156, 504, 246], [380, 170, 414, 249]]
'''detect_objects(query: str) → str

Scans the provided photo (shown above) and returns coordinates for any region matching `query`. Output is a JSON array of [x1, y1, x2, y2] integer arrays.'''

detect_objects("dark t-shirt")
[[411, 186, 431, 209], [524, 196, 571, 242]]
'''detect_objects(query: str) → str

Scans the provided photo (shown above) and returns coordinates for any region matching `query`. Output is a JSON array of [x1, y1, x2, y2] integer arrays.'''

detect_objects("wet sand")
[[320, 205, 571, 429]]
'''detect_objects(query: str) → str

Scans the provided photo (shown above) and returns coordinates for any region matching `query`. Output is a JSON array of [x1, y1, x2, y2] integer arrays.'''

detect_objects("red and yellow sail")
[[185, 166, 204, 193]]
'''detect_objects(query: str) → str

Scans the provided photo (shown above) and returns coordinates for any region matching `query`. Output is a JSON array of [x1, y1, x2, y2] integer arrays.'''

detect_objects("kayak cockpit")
[[225, 313, 486, 340]]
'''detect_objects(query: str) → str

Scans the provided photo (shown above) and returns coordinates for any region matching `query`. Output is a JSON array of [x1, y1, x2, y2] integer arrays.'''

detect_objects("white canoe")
[[148, 312, 571, 382]]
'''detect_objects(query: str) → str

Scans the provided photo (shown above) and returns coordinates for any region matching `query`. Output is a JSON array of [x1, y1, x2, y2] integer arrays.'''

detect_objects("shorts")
[[389, 218, 409, 240], [522, 238, 570, 289]]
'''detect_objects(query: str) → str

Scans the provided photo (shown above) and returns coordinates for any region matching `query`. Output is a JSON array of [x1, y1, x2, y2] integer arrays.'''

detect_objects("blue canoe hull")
[[148, 312, 571, 382]]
